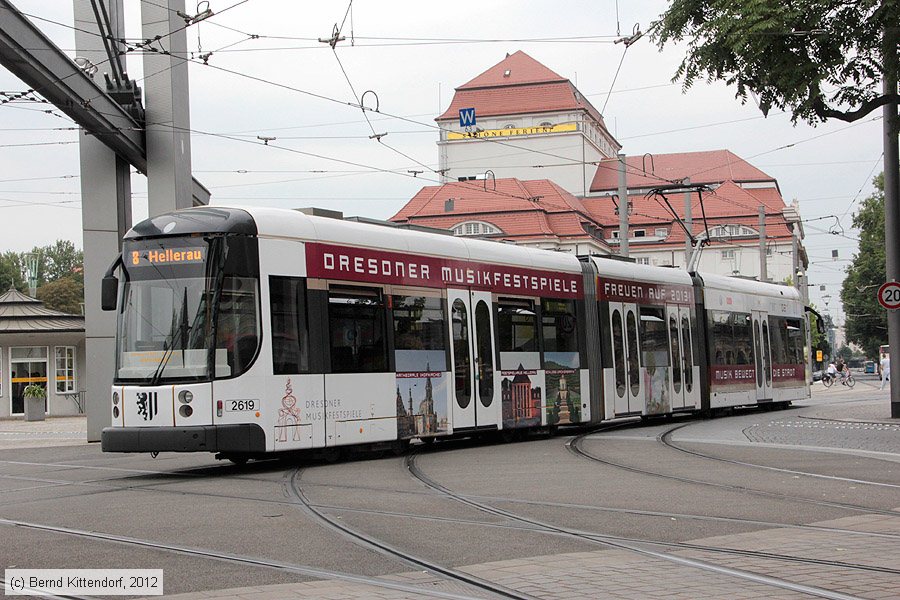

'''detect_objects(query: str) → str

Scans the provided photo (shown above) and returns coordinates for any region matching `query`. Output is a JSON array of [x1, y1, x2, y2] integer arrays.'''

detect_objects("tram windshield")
[[115, 235, 260, 383]]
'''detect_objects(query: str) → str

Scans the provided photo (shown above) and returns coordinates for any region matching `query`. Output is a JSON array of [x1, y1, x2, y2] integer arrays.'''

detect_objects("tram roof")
[[247, 207, 585, 274], [696, 272, 801, 300], [588, 256, 694, 286]]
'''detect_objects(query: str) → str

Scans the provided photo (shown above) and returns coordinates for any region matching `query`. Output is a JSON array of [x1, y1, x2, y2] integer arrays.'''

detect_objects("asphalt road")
[[1, 381, 898, 599]]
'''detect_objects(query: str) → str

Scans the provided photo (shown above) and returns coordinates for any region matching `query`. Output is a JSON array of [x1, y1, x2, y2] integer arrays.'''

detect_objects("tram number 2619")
[[226, 399, 258, 412]]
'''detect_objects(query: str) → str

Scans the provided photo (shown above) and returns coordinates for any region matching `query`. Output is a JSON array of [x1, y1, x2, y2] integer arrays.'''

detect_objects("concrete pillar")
[[882, 25, 900, 417], [759, 205, 767, 282], [683, 178, 692, 268], [73, 0, 131, 442], [141, 0, 193, 214], [617, 153, 628, 257]]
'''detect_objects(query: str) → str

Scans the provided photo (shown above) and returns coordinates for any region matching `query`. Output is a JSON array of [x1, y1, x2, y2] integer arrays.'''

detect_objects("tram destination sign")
[[877, 281, 900, 310], [305, 242, 581, 298]]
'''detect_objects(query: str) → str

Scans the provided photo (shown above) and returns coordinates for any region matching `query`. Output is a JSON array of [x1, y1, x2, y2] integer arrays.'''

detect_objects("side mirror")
[[101, 275, 119, 311]]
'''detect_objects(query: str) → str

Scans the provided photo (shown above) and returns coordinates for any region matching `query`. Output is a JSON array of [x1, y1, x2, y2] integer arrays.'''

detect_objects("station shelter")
[[0, 286, 86, 418]]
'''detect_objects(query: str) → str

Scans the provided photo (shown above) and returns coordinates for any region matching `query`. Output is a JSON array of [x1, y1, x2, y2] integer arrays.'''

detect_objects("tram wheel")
[[500, 429, 520, 443], [391, 439, 411, 455], [226, 455, 249, 465], [420, 436, 436, 445]]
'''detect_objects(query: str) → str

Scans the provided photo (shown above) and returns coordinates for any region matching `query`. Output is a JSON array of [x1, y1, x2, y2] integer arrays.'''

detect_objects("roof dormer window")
[[452, 221, 502, 236], [503, 69, 511, 77]]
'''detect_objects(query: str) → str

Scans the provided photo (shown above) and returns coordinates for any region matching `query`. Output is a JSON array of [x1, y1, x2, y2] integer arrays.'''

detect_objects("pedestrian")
[[881, 354, 891, 390]]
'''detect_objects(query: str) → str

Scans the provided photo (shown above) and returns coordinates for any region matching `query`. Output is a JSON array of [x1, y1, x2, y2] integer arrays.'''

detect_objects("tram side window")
[[392, 295, 447, 372], [328, 287, 387, 373], [498, 300, 538, 352], [269, 277, 309, 374], [733, 313, 753, 365], [639, 307, 669, 368], [770, 316, 804, 364], [710, 311, 734, 365], [541, 298, 579, 368]]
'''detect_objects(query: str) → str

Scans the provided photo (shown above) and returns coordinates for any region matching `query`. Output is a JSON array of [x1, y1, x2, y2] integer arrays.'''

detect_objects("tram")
[[101, 207, 810, 460]]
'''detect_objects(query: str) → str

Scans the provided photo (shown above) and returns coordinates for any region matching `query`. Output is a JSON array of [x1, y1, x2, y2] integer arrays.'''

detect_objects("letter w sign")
[[459, 108, 476, 127]]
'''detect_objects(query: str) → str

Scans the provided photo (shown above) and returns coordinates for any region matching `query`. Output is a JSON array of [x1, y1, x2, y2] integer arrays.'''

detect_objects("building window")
[[11, 346, 48, 415], [611, 231, 620, 239], [633, 230, 646, 238], [766, 245, 774, 256], [539, 121, 552, 128], [708, 224, 758, 239], [55, 346, 76, 394], [636, 257, 650, 265], [503, 124, 516, 129], [721, 249, 735, 260], [452, 221, 502, 237], [655, 228, 667, 237]]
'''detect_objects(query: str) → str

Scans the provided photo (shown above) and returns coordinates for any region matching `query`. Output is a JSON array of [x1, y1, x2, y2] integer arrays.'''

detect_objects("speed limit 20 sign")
[[878, 281, 900, 310]]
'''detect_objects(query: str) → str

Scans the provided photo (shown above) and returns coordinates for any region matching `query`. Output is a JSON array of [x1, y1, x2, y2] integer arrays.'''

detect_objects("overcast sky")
[[0, 0, 886, 325]]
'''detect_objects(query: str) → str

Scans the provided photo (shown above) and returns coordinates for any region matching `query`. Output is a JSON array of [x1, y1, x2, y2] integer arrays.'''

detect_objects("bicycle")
[[822, 371, 855, 388]]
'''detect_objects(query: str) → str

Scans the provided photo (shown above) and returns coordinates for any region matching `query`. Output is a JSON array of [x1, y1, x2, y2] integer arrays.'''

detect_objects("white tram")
[[101, 207, 810, 459]]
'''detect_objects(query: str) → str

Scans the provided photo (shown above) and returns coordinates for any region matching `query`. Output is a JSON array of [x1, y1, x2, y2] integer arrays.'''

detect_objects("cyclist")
[[826, 362, 837, 383], [835, 358, 848, 384]]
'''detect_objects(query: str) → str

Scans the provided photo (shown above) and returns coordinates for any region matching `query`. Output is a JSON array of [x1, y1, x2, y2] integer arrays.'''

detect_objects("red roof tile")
[[590, 150, 774, 192], [457, 51, 567, 90], [436, 51, 607, 127], [391, 178, 601, 242]]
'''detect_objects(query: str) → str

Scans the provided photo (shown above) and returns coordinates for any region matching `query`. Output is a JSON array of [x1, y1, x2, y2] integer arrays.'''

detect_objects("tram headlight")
[[178, 390, 193, 404], [179, 405, 193, 418], [112, 391, 119, 405], [112, 406, 119, 418]]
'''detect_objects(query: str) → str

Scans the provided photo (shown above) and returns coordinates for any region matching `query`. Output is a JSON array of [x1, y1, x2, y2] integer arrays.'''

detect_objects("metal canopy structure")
[[0, 0, 210, 205]]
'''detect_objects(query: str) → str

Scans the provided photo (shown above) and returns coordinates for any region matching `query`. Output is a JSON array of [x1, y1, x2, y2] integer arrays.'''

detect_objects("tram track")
[[0, 516, 494, 600], [568, 427, 900, 518], [404, 452, 866, 600], [661, 423, 900, 488], [283, 467, 536, 600]]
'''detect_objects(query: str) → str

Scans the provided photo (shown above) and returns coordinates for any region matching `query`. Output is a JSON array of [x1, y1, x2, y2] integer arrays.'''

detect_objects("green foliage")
[[808, 305, 832, 361], [652, 1, 899, 124], [36, 276, 84, 315], [23, 240, 83, 288], [23, 384, 45, 399], [841, 173, 887, 358], [0, 251, 24, 292]]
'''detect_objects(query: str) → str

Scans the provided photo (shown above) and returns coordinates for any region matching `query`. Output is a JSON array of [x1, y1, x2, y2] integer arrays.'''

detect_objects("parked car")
[[812, 370, 824, 382]]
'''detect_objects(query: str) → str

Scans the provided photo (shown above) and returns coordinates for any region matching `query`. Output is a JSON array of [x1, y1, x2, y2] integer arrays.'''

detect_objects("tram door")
[[752, 310, 773, 400], [679, 307, 699, 409], [665, 306, 698, 410], [609, 302, 643, 415], [448, 289, 498, 430]]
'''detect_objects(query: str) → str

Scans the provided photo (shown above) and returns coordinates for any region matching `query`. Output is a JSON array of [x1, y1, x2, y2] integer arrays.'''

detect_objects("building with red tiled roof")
[[392, 54, 808, 286], [392, 178, 610, 255], [436, 51, 621, 196], [585, 149, 807, 282]]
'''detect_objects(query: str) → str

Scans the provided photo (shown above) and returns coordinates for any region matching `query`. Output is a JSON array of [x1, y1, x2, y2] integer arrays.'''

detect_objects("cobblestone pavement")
[[0, 416, 87, 450], [743, 417, 900, 453], [152, 511, 900, 600]]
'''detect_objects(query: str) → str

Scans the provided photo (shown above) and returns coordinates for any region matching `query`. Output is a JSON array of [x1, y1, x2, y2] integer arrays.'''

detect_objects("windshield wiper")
[[149, 288, 190, 386]]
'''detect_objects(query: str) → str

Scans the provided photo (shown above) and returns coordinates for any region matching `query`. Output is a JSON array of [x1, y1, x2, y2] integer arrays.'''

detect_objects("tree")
[[0, 251, 24, 292], [21, 240, 84, 288], [841, 173, 887, 358], [652, 1, 899, 124], [41, 240, 83, 284], [35, 276, 84, 315]]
